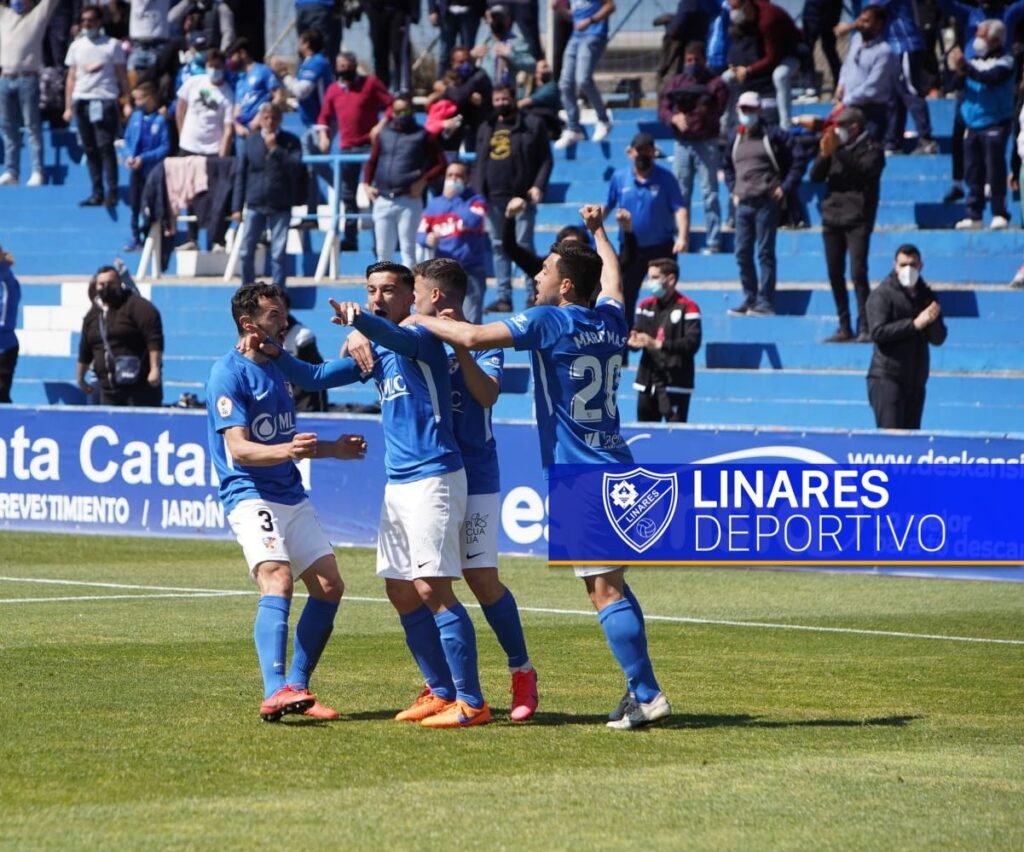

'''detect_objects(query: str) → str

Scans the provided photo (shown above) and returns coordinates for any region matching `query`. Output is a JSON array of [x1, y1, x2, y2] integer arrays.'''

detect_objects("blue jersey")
[[206, 350, 305, 514], [571, 0, 610, 39], [235, 62, 280, 126], [605, 164, 685, 249], [274, 314, 463, 484], [295, 52, 334, 127], [448, 346, 502, 495], [503, 297, 632, 471]]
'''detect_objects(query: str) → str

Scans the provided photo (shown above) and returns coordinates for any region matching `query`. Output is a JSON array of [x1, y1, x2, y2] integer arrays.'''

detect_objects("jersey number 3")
[[570, 354, 622, 422]]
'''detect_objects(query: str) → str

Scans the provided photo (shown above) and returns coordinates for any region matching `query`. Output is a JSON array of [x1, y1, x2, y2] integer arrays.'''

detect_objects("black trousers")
[[951, 90, 965, 182], [365, 5, 411, 92], [100, 380, 163, 407], [74, 99, 119, 198], [0, 346, 18, 403], [623, 239, 675, 329], [637, 388, 691, 423], [341, 145, 369, 247], [128, 167, 145, 241], [822, 223, 871, 334], [868, 376, 925, 430], [297, 4, 341, 66]]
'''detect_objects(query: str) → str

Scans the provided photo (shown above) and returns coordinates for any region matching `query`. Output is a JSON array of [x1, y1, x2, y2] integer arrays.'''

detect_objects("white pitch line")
[[1, 576, 1022, 646]]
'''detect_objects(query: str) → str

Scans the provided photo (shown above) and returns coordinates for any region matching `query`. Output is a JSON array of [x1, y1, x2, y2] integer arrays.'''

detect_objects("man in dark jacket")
[[866, 244, 947, 430], [660, 41, 728, 255], [628, 257, 702, 422], [723, 91, 800, 315], [809, 107, 886, 342], [360, 0, 419, 93], [474, 84, 552, 312], [232, 103, 303, 289]]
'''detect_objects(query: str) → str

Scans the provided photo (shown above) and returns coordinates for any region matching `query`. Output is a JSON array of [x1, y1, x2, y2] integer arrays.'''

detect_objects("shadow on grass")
[[521, 713, 923, 729]]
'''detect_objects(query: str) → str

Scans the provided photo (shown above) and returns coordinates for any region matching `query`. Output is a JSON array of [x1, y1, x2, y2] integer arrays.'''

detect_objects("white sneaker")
[[990, 215, 1009, 230], [591, 120, 611, 143], [1009, 266, 1024, 288], [26, 171, 44, 187], [954, 218, 983, 230], [606, 691, 671, 730], [554, 129, 585, 150], [0, 172, 17, 186]]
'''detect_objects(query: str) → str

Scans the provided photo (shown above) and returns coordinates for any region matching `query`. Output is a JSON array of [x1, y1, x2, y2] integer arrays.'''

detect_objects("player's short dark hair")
[[226, 37, 250, 57], [299, 28, 323, 54], [648, 257, 679, 280], [413, 258, 467, 301], [555, 224, 589, 244], [365, 260, 414, 289], [550, 240, 603, 303], [446, 159, 470, 176], [492, 83, 515, 98], [894, 243, 921, 262], [232, 282, 283, 334]]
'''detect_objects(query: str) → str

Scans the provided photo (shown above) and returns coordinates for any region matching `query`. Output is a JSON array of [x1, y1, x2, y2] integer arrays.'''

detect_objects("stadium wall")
[[0, 406, 1021, 580]]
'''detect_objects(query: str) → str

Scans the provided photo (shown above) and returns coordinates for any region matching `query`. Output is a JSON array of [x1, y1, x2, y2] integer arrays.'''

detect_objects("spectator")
[[426, 45, 493, 154], [76, 264, 164, 407], [809, 107, 885, 343], [360, 0, 419, 94], [417, 160, 490, 322], [0, 245, 20, 403], [471, 4, 536, 89], [659, 41, 728, 255], [554, 0, 614, 148], [866, 244, 947, 430], [122, 82, 171, 253], [362, 95, 446, 269], [801, 0, 842, 92], [723, 0, 803, 131], [64, 6, 131, 208], [42, 0, 77, 70], [127, 0, 173, 87], [656, 0, 716, 82], [232, 102, 303, 289], [473, 84, 552, 313], [296, 0, 341, 65], [605, 132, 688, 328], [628, 257, 702, 422], [0, 0, 60, 189], [228, 37, 283, 145], [316, 51, 393, 250], [198, 0, 236, 52], [496, 0, 544, 62], [722, 91, 799, 316], [431, 0, 487, 74], [274, 29, 334, 136], [550, 0, 574, 84], [519, 56, 563, 137], [834, 4, 898, 144], [952, 20, 1014, 230], [281, 289, 328, 412]]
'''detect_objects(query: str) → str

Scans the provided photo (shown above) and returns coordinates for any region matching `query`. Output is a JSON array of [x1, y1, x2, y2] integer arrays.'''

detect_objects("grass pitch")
[[1, 531, 1022, 850]]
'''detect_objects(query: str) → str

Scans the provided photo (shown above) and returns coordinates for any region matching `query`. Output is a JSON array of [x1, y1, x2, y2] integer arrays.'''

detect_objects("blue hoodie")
[[0, 260, 21, 354], [123, 108, 171, 175]]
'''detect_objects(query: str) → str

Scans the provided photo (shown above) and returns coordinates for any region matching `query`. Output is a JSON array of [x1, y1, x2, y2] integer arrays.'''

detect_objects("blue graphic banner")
[[549, 464, 1024, 566]]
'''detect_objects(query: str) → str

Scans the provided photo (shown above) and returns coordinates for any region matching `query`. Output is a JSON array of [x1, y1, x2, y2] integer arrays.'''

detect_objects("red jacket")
[[747, 1, 803, 81], [316, 74, 393, 150]]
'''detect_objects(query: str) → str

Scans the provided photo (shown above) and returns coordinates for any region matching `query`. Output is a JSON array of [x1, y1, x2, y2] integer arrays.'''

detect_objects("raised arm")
[[580, 204, 623, 304], [405, 315, 514, 352], [275, 349, 364, 390]]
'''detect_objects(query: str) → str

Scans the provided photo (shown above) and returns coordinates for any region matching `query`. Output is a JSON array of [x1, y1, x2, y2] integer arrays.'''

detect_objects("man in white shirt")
[[63, 4, 130, 208], [176, 48, 235, 157]]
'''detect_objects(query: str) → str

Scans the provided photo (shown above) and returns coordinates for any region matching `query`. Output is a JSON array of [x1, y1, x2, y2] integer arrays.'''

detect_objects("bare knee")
[[386, 578, 423, 615], [301, 555, 344, 603], [583, 570, 625, 611], [414, 577, 458, 613]]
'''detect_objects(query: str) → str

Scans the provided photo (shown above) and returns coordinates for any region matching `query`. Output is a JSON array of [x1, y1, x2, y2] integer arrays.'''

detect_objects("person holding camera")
[[76, 264, 165, 406]]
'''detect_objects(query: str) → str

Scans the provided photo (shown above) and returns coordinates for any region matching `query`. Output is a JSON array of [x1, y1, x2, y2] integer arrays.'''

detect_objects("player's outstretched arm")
[[223, 426, 319, 466], [277, 349, 364, 390], [316, 434, 368, 461], [330, 299, 420, 358], [410, 314, 515, 351], [580, 203, 624, 305]]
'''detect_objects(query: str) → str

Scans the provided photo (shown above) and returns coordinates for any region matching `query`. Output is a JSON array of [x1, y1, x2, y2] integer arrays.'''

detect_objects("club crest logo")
[[602, 468, 678, 553]]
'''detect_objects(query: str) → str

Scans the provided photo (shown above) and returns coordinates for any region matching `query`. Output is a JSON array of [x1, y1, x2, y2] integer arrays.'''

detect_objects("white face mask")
[[738, 111, 758, 128], [729, 8, 748, 24], [835, 126, 851, 145], [972, 37, 989, 56], [897, 265, 920, 288], [644, 276, 667, 297], [444, 178, 466, 196]]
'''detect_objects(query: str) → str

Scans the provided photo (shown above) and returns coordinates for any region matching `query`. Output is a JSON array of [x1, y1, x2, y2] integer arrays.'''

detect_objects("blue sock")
[[622, 583, 646, 631], [435, 604, 484, 707], [598, 598, 661, 704], [481, 588, 529, 669], [399, 606, 455, 700], [254, 595, 291, 700], [286, 597, 339, 690]]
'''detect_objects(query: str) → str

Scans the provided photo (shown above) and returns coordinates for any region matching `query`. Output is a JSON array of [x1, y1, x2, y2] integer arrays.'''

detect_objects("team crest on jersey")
[[670, 309, 682, 324], [217, 395, 232, 417], [602, 468, 678, 554], [464, 511, 489, 545], [509, 313, 528, 332], [262, 535, 278, 550]]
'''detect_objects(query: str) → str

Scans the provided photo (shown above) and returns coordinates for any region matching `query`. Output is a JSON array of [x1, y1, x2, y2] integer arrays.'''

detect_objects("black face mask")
[[338, 68, 356, 82], [634, 154, 653, 172], [539, 70, 553, 84], [99, 282, 124, 305], [495, 103, 515, 118], [393, 114, 416, 130]]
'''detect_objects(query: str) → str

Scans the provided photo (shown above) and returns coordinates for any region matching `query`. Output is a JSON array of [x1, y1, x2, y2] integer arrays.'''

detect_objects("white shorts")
[[227, 498, 335, 582], [573, 565, 626, 578], [461, 492, 500, 571], [376, 469, 468, 581]]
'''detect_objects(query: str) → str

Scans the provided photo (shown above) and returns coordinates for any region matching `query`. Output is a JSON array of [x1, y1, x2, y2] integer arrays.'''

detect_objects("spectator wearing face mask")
[[810, 107, 885, 343], [426, 45, 494, 154], [950, 19, 1015, 231], [122, 82, 171, 253], [834, 4, 898, 144], [363, 95, 447, 270], [518, 57, 563, 138], [471, 4, 536, 89], [417, 160, 490, 322], [722, 91, 800, 317], [430, 1, 487, 75], [228, 37, 284, 146], [866, 244, 947, 430]]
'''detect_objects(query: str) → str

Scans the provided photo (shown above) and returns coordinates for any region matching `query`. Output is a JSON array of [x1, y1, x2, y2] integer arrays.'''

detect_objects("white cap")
[[737, 91, 761, 110]]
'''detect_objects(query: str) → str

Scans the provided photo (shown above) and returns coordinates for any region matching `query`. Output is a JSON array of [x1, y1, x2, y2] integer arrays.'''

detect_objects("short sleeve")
[[64, 40, 78, 68], [502, 306, 566, 352], [476, 348, 504, 382], [208, 367, 249, 433], [176, 76, 193, 101]]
